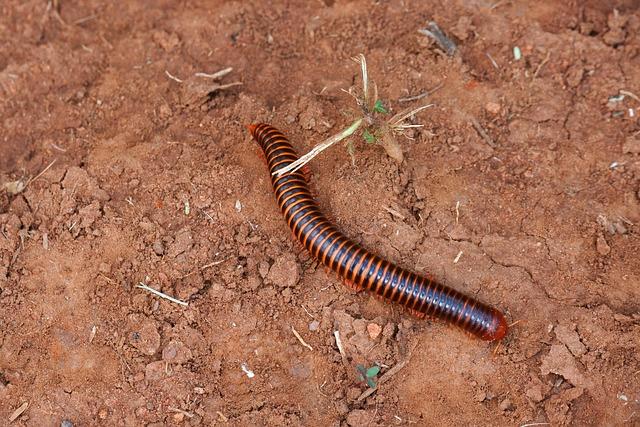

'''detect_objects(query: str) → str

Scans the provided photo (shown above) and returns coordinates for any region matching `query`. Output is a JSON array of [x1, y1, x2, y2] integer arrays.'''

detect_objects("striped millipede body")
[[248, 123, 508, 341]]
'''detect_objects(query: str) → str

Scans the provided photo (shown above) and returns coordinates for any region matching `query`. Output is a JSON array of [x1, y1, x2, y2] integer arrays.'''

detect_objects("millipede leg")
[[342, 277, 363, 292], [301, 165, 312, 183]]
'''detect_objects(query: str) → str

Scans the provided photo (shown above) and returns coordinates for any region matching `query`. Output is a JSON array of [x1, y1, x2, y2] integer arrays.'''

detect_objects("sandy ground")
[[1, 0, 639, 426]]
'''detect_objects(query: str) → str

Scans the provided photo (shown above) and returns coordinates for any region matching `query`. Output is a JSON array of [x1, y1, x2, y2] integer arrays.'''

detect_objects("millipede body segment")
[[248, 123, 508, 341]]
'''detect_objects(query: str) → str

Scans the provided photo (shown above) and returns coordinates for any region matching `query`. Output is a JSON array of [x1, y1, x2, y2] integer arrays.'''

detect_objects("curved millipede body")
[[248, 123, 508, 341]]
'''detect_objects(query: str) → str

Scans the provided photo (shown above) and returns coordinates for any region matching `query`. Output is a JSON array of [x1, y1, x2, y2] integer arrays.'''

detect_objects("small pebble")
[[61, 421, 74, 427], [308, 320, 320, 331], [152, 240, 164, 256], [162, 340, 193, 364], [98, 262, 111, 274], [346, 387, 361, 401], [499, 398, 514, 411], [258, 261, 270, 279], [473, 390, 486, 402], [367, 323, 382, 340], [485, 101, 501, 115], [130, 321, 161, 355], [145, 360, 167, 382]]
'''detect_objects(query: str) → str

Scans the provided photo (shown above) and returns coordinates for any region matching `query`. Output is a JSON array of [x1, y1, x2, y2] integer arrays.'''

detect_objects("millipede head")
[[480, 309, 508, 341], [246, 123, 259, 138]]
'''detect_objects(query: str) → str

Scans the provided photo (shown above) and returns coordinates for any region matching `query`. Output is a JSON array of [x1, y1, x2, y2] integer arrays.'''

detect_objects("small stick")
[[201, 259, 226, 270], [216, 411, 229, 422], [274, 118, 363, 177], [73, 14, 97, 25], [168, 407, 195, 418], [455, 201, 460, 224], [389, 104, 433, 128], [470, 117, 496, 148], [356, 359, 408, 402], [453, 251, 463, 264], [195, 67, 233, 80], [26, 159, 57, 187], [334, 330, 346, 358], [486, 52, 500, 70], [398, 82, 444, 103], [98, 273, 116, 284], [301, 304, 315, 319], [317, 380, 329, 398], [619, 89, 640, 102], [492, 341, 502, 356], [51, 143, 67, 152], [8, 402, 29, 423], [520, 423, 550, 427], [211, 82, 243, 91], [165, 70, 183, 83], [398, 91, 429, 103], [292, 326, 313, 351], [418, 22, 456, 56], [136, 283, 188, 306], [351, 54, 369, 107], [383, 206, 405, 220], [533, 51, 551, 79], [490, 0, 508, 10], [356, 340, 418, 402]]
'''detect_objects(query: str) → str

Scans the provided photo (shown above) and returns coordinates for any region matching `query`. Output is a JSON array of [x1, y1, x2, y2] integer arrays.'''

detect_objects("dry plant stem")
[[165, 70, 183, 83], [470, 117, 496, 147], [27, 159, 57, 186], [291, 326, 313, 351], [352, 54, 369, 108], [274, 118, 363, 176], [195, 67, 233, 79], [275, 54, 430, 175], [137, 283, 188, 306], [389, 104, 434, 128]]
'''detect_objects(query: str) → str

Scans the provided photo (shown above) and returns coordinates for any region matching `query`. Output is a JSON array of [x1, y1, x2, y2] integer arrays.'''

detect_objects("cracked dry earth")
[[1, 0, 640, 426]]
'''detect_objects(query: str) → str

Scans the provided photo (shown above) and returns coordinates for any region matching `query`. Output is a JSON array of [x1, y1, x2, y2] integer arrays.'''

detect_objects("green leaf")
[[363, 129, 376, 144], [366, 366, 380, 378], [373, 99, 388, 114]]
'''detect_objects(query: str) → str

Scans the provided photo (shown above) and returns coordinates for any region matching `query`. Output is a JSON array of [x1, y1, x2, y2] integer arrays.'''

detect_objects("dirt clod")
[[162, 340, 193, 364], [499, 398, 514, 412], [367, 323, 382, 340], [130, 321, 161, 356], [145, 361, 168, 382], [622, 135, 640, 154], [266, 254, 300, 288], [540, 345, 591, 389], [346, 409, 374, 426], [595, 234, 611, 256], [554, 323, 586, 357]]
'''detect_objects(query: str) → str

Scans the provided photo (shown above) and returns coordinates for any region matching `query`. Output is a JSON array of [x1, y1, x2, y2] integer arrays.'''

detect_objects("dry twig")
[[292, 326, 313, 351], [137, 283, 188, 306]]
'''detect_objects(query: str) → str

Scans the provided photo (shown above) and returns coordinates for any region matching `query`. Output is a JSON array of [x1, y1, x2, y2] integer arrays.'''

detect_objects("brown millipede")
[[248, 123, 508, 341]]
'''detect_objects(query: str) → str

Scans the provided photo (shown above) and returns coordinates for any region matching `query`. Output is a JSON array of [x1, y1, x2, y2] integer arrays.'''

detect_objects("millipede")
[[248, 123, 508, 341]]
